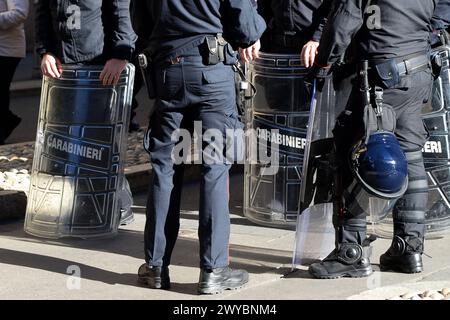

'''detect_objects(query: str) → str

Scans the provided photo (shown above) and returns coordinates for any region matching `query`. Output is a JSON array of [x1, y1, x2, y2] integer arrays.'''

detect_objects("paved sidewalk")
[[0, 174, 449, 300]]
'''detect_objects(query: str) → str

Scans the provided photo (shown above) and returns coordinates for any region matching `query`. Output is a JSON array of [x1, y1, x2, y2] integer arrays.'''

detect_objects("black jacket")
[[315, 0, 438, 74], [258, 0, 331, 42], [431, 0, 450, 46], [35, 0, 136, 64], [132, 0, 266, 63], [432, 0, 450, 31]]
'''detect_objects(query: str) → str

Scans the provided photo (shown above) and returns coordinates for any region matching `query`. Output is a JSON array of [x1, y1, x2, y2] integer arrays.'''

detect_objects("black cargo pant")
[[0, 56, 21, 142], [332, 65, 433, 245]]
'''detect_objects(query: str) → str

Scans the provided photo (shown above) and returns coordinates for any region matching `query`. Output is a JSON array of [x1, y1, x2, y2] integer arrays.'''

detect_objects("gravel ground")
[[0, 130, 148, 193], [388, 288, 450, 300]]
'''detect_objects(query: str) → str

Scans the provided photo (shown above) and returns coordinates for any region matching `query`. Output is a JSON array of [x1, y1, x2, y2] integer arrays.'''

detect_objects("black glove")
[[304, 65, 329, 96]]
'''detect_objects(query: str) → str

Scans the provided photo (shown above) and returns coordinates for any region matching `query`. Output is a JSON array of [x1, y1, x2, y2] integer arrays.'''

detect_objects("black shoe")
[[380, 236, 423, 274], [198, 267, 249, 295], [138, 264, 171, 289], [128, 119, 141, 133], [1, 113, 22, 142], [309, 243, 373, 279]]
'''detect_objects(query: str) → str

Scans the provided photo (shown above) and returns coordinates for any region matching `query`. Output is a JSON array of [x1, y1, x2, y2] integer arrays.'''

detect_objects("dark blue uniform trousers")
[[144, 55, 240, 269]]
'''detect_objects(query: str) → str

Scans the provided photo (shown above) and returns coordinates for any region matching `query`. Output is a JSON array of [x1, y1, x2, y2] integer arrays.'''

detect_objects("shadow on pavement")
[[0, 248, 139, 287], [283, 268, 315, 279], [0, 171, 295, 295], [1, 222, 292, 270], [178, 211, 260, 227], [0, 247, 200, 296], [0, 221, 292, 295]]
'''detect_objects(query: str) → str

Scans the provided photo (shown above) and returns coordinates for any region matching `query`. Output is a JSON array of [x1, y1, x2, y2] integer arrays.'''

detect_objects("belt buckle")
[[403, 59, 411, 75]]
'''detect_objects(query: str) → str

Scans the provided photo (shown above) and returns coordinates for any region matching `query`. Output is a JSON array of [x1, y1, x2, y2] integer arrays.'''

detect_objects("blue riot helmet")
[[350, 131, 408, 199]]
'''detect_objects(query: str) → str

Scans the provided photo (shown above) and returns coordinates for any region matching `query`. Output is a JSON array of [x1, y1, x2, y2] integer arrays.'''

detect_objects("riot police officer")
[[35, 0, 136, 225], [36, 0, 136, 85], [308, 0, 437, 279], [257, 0, 331, 67], [132, 1, 266, 294]]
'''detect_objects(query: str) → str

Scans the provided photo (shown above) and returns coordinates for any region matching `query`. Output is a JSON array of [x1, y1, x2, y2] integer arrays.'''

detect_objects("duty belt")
[[395, 54, 430, 76], [369, 52, 431, 78]]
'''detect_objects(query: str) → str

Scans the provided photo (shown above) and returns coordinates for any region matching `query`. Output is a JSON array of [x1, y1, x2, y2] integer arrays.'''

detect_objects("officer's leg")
[[139, 102, 185, 289], [0, 57, 22, 144], [196, 83, 234, 270], [379, 149, 427, 273], [309, 81, 373, 279], [159, 115, 200, 264], [380, 75, 431, 273], [145, 160, 185, 267], [186, 60, 248, 294], [144, 107, 185, 264]]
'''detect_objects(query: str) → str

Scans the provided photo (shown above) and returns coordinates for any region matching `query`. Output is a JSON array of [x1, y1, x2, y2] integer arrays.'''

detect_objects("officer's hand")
[[239, 40, 261, 63], [100, 59, 128, 86], [301, 41, 320, 68], [41, 53, 63, 78]]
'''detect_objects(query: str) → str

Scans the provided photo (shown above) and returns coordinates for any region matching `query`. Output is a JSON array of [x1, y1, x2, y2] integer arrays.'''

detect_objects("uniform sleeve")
[[311, 0, 332, 42], [431, 0, 450, 31], [130, 0, 153, 54], [0, 0, 29, 30], [102, 0, 137, 61], [221, 0, 267, 49], [35, 0, 56, 58], [314, 0, 365, 77]]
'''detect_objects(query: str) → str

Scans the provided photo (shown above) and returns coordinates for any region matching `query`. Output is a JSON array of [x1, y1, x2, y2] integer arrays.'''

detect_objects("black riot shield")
[[370, 45, 450, 238], [244, 53, 310, 228], [24, 64, 135, 239]]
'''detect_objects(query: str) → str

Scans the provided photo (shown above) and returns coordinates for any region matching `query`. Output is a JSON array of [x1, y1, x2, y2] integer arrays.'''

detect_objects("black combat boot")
[[380, 235, 424, 273], [309, 213, 374, 279], [309, 242, 373, 279], [138, 264, 171, 289], [198, 267, 249, 294], [380, 149, 427, 273]]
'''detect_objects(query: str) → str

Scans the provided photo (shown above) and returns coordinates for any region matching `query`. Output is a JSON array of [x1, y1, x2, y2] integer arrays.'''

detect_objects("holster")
[[431, 51, 443, 79], [137, 52, 156, 99], [371, 54, 430, 89], [203, 34, 238, 66], [373, 59, 401, 89], [233, 61, 257, 120]]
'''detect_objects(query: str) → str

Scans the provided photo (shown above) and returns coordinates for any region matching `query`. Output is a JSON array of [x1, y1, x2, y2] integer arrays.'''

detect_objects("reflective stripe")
[[405, 150, 423, 162], [393, 210, 426, 222], [343, 219, 367, 231], [407, 179, 429, 191]]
